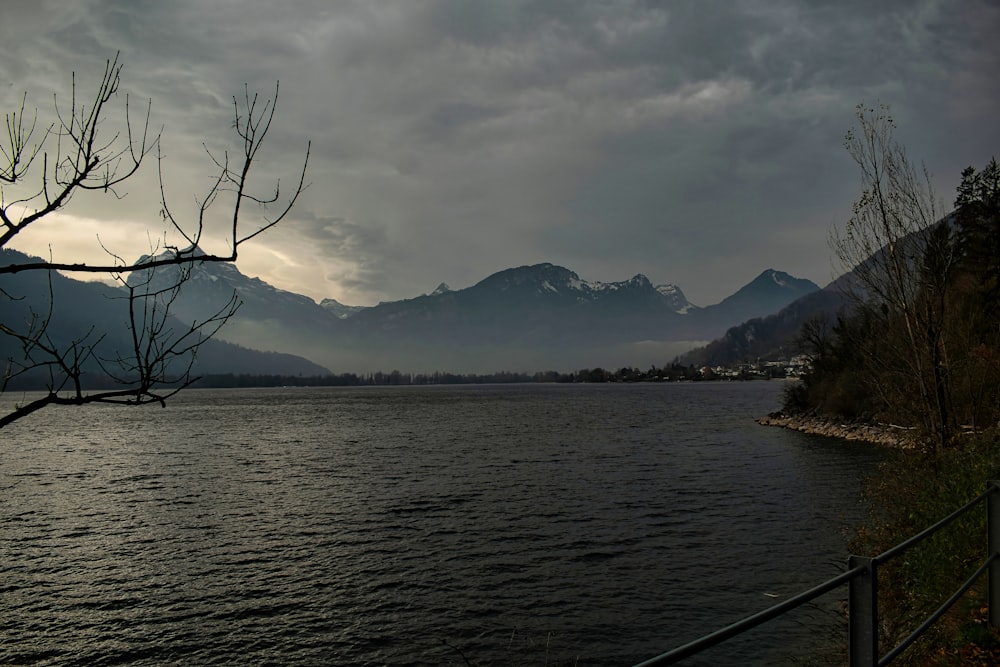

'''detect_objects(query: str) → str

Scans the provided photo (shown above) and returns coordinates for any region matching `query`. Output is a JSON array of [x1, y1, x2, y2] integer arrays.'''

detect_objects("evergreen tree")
[[955, 158, 1000, 313]]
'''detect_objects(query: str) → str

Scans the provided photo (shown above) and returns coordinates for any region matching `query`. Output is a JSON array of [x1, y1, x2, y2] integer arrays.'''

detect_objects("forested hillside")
[[773, 107, 1000, 664], [778, 105, 998, 453]]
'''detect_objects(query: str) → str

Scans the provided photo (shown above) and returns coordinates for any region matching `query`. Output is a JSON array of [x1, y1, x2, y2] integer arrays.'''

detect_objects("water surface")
[[1, 382, 883, 665]]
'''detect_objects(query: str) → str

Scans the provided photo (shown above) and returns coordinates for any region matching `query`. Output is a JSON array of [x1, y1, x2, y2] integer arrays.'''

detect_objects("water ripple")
[[1, 383, 883, 666]]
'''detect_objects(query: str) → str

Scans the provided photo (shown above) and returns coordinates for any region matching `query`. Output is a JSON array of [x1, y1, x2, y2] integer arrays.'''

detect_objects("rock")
[[756, 413, 916, 448]]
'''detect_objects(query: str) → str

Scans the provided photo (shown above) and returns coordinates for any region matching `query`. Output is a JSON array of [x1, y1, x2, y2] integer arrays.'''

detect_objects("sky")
[[2, 0, 998, 308]]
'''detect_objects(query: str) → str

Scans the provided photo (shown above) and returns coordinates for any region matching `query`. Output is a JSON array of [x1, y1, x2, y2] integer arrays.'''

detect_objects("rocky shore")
[[756, 412, 917, 449]]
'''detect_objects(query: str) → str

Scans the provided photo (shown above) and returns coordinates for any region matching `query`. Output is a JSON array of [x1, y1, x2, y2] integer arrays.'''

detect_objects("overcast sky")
[[3, 0, 998, 307]]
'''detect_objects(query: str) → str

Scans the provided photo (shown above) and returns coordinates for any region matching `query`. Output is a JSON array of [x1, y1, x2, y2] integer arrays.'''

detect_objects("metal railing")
[[634, 480, 1000, 667]]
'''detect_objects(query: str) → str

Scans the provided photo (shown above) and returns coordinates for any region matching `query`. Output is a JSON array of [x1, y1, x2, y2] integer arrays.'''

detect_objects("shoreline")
[[756, 412, 917, 449]]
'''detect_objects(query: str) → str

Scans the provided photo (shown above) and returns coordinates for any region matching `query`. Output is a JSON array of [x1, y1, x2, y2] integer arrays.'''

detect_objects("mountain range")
[[0, 249, 330, 387], [2, 247, 829, 376], [123, 256, 820, 373]]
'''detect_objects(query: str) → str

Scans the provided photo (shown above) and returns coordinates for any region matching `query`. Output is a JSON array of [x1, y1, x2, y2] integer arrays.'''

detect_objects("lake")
[[0, 382, 884, 665]]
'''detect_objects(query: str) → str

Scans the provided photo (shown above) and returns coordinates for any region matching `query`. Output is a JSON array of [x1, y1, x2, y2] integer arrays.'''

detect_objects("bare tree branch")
[[830, 103, 952, 450], [0, 55, 308, 427]]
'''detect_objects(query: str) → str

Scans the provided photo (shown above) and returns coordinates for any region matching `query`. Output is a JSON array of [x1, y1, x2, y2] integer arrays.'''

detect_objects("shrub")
[[849, 431, 1000, 664]]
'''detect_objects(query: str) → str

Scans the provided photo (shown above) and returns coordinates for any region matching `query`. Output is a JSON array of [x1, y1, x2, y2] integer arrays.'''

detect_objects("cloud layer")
[[3, 0, 998, 306]]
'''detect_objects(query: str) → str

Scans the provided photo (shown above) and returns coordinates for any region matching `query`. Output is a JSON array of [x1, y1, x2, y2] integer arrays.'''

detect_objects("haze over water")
[[1, 382, 884, 665]]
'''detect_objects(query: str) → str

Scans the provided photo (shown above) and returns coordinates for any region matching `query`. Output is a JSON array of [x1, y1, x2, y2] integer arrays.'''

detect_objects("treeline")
[[785, 109, 999, 451], [192, 362, 739, 388], [4, 355, 770, 392]]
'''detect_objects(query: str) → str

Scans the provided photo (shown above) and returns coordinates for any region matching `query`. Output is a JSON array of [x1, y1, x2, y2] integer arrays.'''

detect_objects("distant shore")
[[756, 412, 917, 449]]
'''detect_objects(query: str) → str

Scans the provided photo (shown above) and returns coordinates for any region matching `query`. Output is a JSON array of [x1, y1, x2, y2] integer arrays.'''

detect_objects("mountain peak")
[[746, 269, 816, 292], [320, 297, 365, 319], [708, 269, 820, 320], [655, 283, 695, 313], [757, 268, 793, 287], [475, 263, 583, 294], [135, 246, 206, 265], [627, 273, 652, 288], [430, 282, 452, 296]]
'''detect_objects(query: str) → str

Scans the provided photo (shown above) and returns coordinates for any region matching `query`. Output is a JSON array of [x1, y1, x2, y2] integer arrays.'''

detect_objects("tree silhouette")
[[0, 54, 309, 427]]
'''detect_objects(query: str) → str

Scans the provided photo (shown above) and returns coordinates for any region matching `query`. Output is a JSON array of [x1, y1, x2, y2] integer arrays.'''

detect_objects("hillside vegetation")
[[785, 122, 999, 448], [785, 106, 1000, 664]]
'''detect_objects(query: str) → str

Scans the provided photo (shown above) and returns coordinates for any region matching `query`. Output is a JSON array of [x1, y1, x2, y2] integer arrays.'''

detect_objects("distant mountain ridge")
[[693, 268, 823, 334], [0, 248, 331, 388], [4, 248, 821, 374], [684, 287, 848, 367], [131, 258, 819, 373], [462, 263, 690, 309]]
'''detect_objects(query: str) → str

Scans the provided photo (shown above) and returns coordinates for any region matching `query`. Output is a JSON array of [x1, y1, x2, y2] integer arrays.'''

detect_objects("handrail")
[[633, 480, 1000, 666], [633, 565, 868, 666], [875, 487, 992, 565], [878, 552, 997, 666]]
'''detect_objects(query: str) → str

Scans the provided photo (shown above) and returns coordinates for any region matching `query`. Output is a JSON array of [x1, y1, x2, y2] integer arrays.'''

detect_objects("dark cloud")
[[3, 0, 998, 307]]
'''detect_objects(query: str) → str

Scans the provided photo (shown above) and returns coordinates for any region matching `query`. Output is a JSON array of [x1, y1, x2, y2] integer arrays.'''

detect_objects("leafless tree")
[[831, 103, 953, 450], [0, 54, 309, 427]]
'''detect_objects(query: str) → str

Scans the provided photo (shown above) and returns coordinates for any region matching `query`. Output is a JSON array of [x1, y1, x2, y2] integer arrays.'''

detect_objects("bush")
[[850, 431, 1000, 664]]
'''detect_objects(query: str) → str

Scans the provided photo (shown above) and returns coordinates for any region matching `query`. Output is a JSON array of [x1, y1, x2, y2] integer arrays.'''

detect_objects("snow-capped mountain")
[[8, 244, 822, 377], [695, 269, 821, 331], [127, 250, 345, 364], [127, 256, 819, 373], [457, 263, 694, 312], [654, 283, 692, 313], [320, 297, 366, 319], [2, 248, 331, 380], [131, 251, 326, 327]]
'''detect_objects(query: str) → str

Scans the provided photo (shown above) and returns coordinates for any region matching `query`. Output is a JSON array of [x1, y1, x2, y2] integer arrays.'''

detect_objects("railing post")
[[989, 481, 1000, 630], [848, 555, 878, 667]]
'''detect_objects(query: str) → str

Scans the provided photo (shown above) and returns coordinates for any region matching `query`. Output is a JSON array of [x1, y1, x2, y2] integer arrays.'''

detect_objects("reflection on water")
[[1, 382, 883, 665]]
